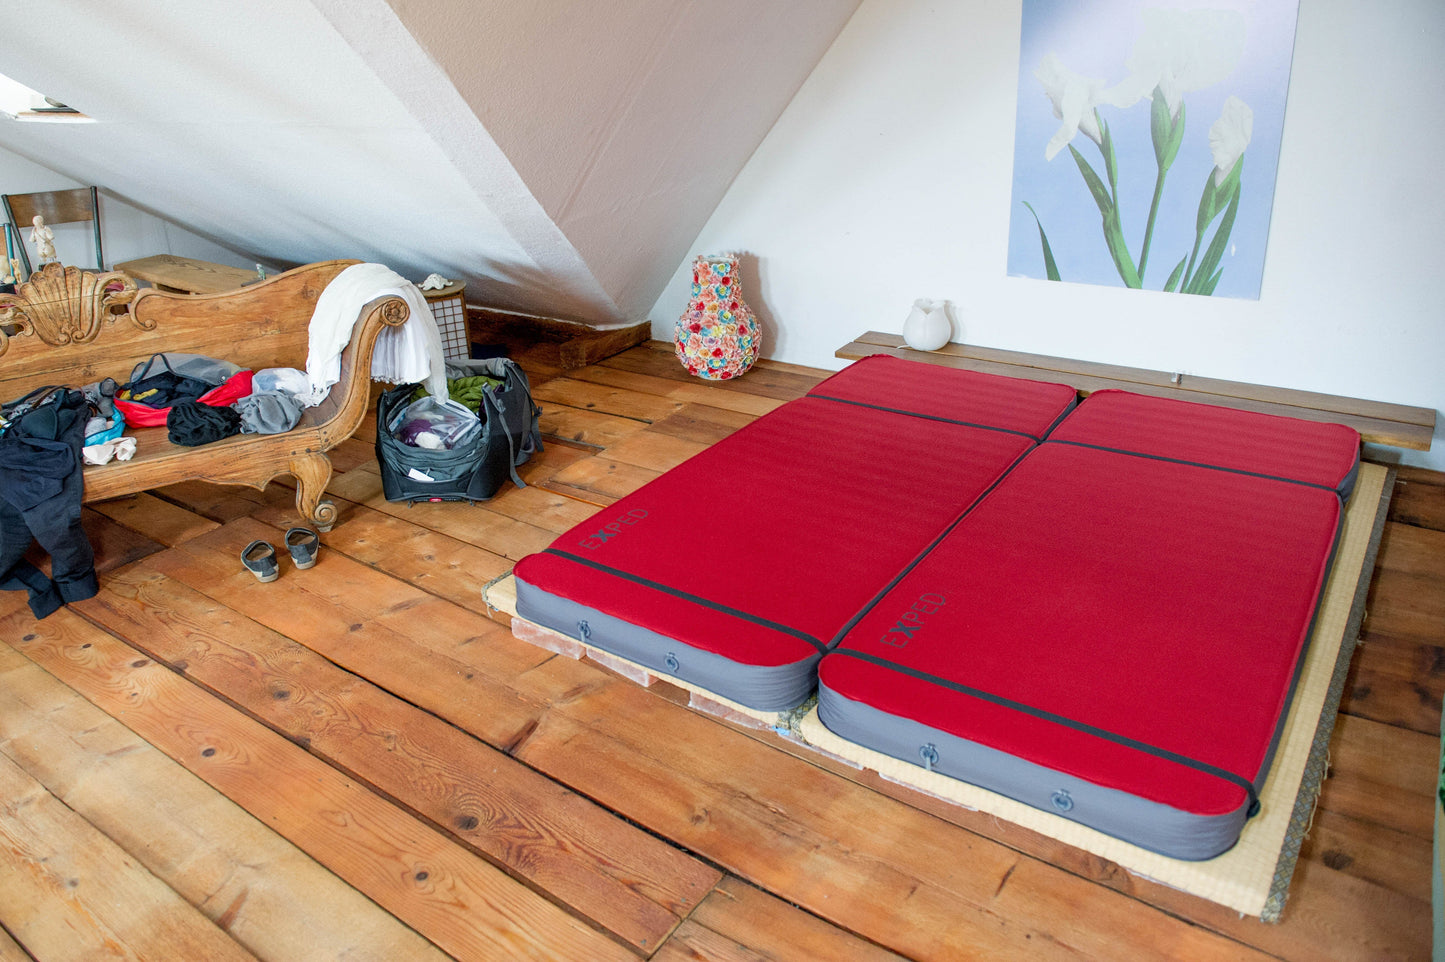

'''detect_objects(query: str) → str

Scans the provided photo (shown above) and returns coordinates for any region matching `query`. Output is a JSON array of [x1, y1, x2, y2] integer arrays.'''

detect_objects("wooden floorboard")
[[0, 644, 449, 962], [0, 741, 260, 962], [0, 342, 1437, 961], [77, 562, 717, 952]]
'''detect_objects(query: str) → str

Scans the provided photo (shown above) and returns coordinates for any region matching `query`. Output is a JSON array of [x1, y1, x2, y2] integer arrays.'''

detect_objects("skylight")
[[0, 73, 93, 123]]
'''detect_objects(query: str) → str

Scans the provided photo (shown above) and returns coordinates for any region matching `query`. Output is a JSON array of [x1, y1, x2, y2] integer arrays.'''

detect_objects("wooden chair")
[[3, 186, 103, 276]]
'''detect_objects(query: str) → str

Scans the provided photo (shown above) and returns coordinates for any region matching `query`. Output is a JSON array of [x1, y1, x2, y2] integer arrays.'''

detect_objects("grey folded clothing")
[[235, 391, 303, 435], [81, 377, 118, 416]]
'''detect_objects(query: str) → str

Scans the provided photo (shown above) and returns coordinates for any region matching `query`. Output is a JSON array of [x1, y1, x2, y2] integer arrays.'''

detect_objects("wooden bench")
[[0, 258, 408, 529]]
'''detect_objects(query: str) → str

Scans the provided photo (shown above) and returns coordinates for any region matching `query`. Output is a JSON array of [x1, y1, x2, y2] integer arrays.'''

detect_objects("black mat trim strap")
[[828, 648, 1261, 815], [1046, 438, 1343, 497], [808, 394, 1042, 442], [825, 455, 1027, 651], [544, 549, 829, 654]]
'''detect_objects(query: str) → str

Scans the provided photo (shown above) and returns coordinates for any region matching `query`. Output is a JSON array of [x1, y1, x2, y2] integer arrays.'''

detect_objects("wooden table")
[[115, 255, 261, 295]]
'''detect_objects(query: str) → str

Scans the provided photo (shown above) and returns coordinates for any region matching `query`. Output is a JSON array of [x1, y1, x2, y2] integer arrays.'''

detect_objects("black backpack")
[[375, 358, 542, 504]]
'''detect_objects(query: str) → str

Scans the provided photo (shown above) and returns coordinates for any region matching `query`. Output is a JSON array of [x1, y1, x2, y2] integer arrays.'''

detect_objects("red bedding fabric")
[[515, 397, 1037, 668], [821, 442, 1343, 816], [807, 354, 1077, 439], [514, 357, 1079, 671], [1049, 389, 1359, 492]]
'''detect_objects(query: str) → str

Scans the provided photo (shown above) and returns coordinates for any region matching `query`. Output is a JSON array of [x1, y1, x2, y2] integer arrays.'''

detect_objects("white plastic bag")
[[387, 395, 480, 450]]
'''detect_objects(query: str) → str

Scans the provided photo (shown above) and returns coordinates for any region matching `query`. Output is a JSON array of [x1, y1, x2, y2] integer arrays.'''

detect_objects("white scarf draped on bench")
[[302, 263, 448, 406]]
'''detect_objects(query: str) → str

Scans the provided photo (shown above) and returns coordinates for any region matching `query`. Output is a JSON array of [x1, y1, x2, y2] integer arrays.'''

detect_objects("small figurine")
[[30, 215, 56, 264], [419, 272, 453, 291]]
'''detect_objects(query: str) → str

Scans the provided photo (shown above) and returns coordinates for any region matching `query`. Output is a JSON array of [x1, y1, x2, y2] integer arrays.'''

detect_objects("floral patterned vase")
[[674, 254, 760, 380]]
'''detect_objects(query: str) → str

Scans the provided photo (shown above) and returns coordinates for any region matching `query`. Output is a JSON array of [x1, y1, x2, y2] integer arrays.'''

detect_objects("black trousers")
[[0, 391, 97, 619]]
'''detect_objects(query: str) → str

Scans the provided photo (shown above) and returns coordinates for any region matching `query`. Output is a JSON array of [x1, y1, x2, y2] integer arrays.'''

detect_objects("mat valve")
[[919, 743, 939, 772]]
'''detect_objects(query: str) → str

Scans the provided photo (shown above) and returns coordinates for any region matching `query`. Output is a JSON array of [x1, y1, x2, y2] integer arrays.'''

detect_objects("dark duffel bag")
[[375, 357, 542, 504]]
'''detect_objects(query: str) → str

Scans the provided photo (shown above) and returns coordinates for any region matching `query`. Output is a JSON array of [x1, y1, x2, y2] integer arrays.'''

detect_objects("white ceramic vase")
[[902, 298, 953, 351]]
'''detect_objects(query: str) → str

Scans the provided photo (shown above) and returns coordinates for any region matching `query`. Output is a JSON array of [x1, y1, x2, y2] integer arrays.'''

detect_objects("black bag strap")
[[499, 360, 543, 458], [0, 385, 71, 436], [131, 352, 179, 383], [482, 388, 527, 489]]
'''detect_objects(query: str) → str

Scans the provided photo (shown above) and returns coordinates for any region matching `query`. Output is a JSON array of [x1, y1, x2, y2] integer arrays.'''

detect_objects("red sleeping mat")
[[1049, 388, 1361, 498], [819, 390, 1359, 859], [512, 356, 1078, 710]]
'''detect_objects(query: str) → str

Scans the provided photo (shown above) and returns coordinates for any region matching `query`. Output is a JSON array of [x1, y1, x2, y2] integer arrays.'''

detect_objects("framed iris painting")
[[1006, 0, 1299, 299]]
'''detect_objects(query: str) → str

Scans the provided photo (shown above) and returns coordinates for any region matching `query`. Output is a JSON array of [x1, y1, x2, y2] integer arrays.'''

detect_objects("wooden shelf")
[[838, 331, 1435, 451]]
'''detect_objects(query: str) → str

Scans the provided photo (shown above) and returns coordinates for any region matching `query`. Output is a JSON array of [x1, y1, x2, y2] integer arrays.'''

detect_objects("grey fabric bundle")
[[235, 391, 304, 435], [129, 352, 241, 388]]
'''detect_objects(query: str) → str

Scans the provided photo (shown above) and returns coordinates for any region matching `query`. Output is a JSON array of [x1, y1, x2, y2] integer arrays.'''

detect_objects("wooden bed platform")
[[0, 341, 1438, 961]]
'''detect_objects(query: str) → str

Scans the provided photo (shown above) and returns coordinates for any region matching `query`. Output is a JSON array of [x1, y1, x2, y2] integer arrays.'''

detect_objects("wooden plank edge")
[[1262, 465, 1397, 920]]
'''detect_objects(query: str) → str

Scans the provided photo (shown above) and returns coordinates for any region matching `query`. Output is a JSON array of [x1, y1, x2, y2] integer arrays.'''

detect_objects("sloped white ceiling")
[[0, 0, 859, 324]]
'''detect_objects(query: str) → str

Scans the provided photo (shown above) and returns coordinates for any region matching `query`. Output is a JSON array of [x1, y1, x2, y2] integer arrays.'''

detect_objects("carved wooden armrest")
[[304, 293, 411, 444]]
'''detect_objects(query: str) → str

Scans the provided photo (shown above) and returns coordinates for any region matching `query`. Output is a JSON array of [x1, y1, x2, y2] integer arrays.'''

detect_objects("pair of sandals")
[[241, 527, 319, 583]]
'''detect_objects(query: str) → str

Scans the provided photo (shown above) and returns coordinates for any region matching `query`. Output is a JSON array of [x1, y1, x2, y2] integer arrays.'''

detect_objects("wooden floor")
[[1, 341, 1441, 961]]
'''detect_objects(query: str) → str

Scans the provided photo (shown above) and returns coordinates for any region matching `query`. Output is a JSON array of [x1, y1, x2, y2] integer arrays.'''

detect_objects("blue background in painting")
[[1006, 0, 1299, 299]]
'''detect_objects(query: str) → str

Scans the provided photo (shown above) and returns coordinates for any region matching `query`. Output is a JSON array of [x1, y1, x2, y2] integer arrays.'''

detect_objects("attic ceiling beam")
[[306, 0, 625, 326]]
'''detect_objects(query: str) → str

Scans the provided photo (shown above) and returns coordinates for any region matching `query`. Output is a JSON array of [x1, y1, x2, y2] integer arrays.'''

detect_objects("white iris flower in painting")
[[1209, 96, 1253, 186], [1035, 53, 1110, 161], [1021, 4, 1268, 297], [1104, 7, 1247, 119]]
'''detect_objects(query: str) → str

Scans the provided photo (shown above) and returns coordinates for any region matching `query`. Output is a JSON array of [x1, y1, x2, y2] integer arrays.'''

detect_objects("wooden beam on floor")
[[467, 308, 651, 372]]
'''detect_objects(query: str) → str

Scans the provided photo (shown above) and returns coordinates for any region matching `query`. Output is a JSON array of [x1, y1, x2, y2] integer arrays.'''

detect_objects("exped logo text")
[[577, 508, 649, 550], [878, 593, 947, 648]]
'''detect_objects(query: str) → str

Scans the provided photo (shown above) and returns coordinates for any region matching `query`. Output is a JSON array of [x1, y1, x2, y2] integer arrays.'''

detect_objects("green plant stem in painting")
[[1099, 112, 1119, 207], [1069, 143, 1141, 289], [1022, 201, 1061, 281], [1140, 92, 1185, 283], [1182, 157, 1243, 294], [1163, 255, 1188, 293], [1187, 184, 1239, 295], [1139, 170, 1168, 282], [1102, 206, 1142, 289]]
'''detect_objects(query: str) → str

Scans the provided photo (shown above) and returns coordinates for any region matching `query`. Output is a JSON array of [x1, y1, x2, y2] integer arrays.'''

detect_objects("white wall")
[[649, 0, 1445, 471], [0, 144, 259, 275]]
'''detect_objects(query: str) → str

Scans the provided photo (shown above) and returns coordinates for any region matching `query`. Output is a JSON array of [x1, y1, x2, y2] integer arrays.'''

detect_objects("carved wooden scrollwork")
[[380, 298, 410, 327], [0, 262, 141, 358]]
